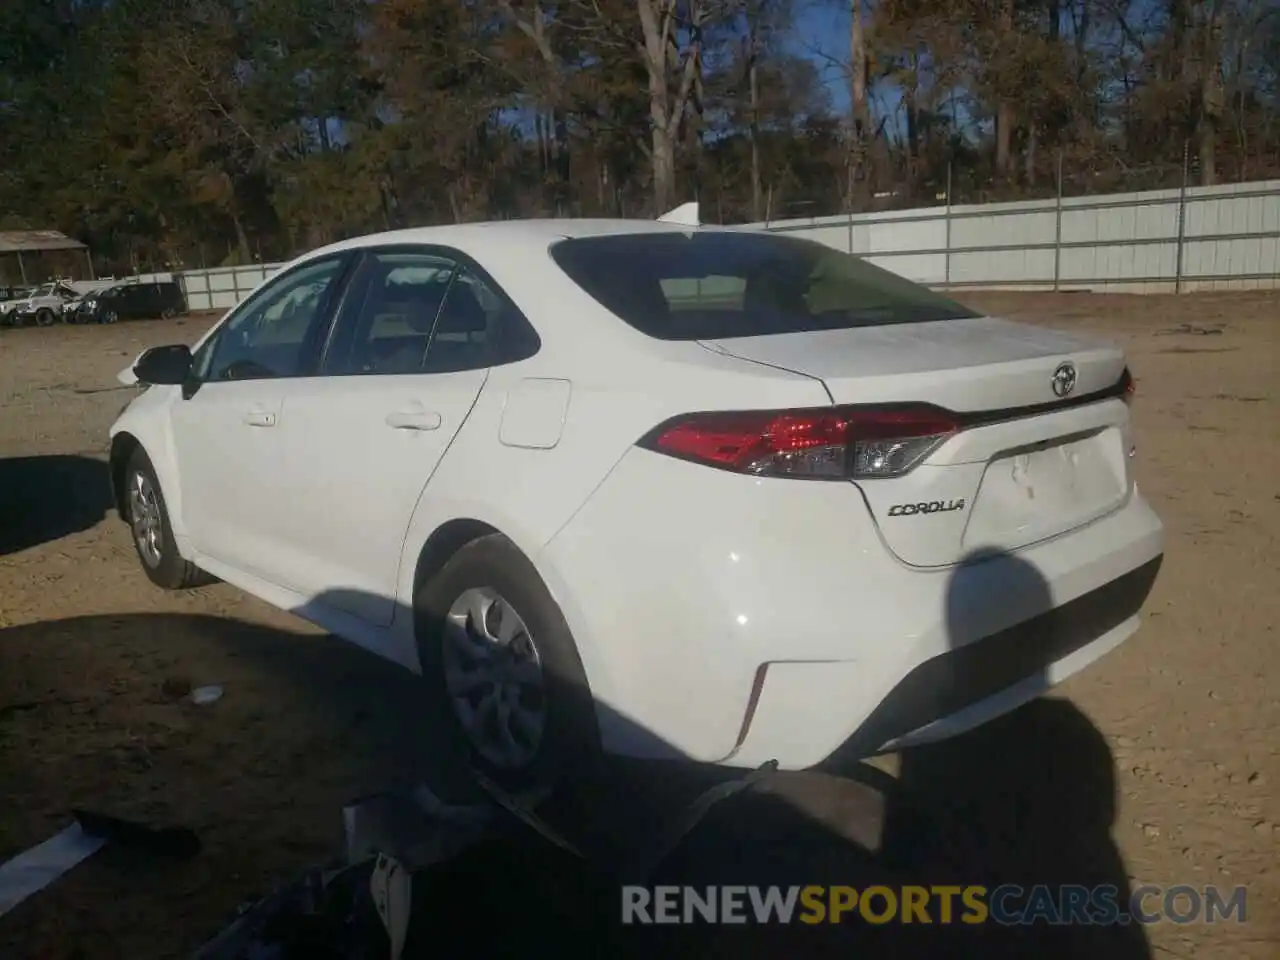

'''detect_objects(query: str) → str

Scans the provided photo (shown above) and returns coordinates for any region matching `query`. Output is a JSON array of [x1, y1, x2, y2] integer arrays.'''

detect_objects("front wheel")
[[35, 308, 55, 327], [416, 534, 600, 791], [123, 448, 213, 590], [102, 309, 118, 324]]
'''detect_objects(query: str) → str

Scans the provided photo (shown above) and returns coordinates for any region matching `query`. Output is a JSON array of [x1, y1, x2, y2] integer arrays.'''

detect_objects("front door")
[[170, 254, 351, 582]]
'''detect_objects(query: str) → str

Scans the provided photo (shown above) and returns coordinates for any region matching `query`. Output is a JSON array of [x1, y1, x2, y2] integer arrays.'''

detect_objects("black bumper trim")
[[839, 555, 1163, 757]]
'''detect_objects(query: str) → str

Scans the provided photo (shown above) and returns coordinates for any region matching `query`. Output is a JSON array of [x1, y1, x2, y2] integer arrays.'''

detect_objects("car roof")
[[305, 218, 733, 263]]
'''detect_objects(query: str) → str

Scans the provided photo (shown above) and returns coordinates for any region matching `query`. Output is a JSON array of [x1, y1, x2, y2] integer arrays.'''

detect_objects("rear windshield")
[[549, 231, 980, 340]]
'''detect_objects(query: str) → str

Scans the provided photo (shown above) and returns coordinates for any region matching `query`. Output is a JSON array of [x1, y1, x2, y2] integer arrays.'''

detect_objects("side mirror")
[[133, 344, 193, 385]]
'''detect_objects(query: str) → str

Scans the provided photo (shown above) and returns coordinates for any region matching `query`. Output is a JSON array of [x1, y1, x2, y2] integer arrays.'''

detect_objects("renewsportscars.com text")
[[621, 884, 1248, 927]]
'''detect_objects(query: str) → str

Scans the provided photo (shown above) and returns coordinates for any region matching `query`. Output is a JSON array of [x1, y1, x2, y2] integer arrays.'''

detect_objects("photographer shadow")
[[874, 549, 1153, 960]]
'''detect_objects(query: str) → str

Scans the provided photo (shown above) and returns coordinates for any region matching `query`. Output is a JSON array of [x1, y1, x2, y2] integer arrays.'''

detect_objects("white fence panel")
[[161, 180, 1279, 307], [177, 263, 284, 311], [747, 179, 1280, 293]]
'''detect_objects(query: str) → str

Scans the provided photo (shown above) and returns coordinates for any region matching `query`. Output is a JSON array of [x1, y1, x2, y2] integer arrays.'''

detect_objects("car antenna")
[[657, 201, 700, 228]]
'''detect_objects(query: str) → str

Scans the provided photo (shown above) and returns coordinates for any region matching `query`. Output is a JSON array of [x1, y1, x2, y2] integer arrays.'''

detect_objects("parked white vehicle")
[[1, 280, 83, 326], [108, 214, 1164, 785]]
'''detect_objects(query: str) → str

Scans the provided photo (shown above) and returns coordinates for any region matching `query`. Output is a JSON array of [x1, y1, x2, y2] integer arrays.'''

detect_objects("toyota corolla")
[[108, 216, 1164, 786]]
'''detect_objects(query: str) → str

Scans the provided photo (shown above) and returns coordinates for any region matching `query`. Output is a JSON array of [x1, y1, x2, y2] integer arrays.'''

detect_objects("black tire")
[[102, 309, 118, 324], [161, 306, 177, 320], [416, 534, 600, 791], [123, 447, 213, 590], [35, 308, 56, 327]]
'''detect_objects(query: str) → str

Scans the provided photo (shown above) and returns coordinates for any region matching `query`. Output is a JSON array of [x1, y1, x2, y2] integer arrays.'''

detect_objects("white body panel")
[[264, 371, 489, 625], [542, 449, 1162, 765], [109, 218, 1165, 771]]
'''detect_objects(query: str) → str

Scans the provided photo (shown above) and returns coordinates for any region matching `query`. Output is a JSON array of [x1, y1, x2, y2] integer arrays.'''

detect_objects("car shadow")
[[0, 455, 113, 557], [0, 549, 1150, 958]]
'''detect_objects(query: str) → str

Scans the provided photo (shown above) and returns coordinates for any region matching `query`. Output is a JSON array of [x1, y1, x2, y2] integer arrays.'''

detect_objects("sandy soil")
[[0, 295, 1276, 958]]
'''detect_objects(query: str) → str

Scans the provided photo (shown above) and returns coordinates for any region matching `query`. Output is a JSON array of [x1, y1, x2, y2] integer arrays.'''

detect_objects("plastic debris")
[[192, 761, 780, 959], [190, 685, 224, 706], [0, 822, 106, 918]]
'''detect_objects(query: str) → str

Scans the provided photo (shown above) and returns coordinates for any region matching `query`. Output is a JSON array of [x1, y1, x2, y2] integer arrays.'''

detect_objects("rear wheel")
[[102, 309, 118, 324], [416, 534, 600, 791], [161, 306, 177, 319], [35, 308, 55, 327], [124, 448, 212, 590]]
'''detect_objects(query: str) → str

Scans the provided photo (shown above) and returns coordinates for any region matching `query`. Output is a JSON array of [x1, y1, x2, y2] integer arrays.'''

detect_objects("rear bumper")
[[539, 449, 1165, 769], [736, 555, 1161, 767]]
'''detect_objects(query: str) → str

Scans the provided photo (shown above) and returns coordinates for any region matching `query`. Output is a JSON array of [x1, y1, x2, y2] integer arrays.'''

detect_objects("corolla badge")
[[1051, 361, 1077, 398]]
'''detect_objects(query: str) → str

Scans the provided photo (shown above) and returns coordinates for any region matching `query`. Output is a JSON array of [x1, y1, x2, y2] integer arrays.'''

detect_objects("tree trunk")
[[1197, 10, 1223, 185], [637, 0, 700, 213], [231, 211, 251, 264], [849, 0, 872, 195], [1025, 124, 1037, 186], [748, 41, 762, 221], [904, 51, 920, 181], [650, 123, 676, 213], [995, 0, 1015, 178], [554, 107, 570, 215]]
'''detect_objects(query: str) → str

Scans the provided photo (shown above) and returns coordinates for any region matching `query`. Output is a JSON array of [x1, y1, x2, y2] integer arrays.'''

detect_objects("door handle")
[[385, 409, 442, 431], [243, 411, 276, 427]]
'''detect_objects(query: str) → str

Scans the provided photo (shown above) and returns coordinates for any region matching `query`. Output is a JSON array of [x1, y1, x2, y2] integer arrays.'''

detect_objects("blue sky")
[[791, 0, 857, 116], [783, 1, 916, 142]]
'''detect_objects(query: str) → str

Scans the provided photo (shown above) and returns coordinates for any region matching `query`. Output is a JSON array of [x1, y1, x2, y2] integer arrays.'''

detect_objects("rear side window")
[[549, 231, 980, 340], [322, 249, 541, 376]]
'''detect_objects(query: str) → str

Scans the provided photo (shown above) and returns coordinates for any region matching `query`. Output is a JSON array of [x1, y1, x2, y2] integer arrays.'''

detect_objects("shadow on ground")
[[0, 455, 112, 557], [0, 551, 1152, 959]]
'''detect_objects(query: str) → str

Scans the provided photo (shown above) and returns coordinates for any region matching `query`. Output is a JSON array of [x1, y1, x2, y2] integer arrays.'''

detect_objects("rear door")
[[119, 286, 147, 319], [163, 283, 186, 314], [264, 247, 508, 626]]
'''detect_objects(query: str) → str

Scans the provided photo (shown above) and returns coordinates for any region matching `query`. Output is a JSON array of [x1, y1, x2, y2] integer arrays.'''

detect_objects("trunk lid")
[[703, 315, 1134, 567], [703, 315, 1124, 411]]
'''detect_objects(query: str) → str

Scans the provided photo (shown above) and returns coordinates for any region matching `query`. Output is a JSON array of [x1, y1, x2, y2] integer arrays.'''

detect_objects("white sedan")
[[108, 215, 1164, 786]]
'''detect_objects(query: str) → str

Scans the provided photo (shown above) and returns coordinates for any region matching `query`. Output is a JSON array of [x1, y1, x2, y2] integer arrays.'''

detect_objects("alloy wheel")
[[128, 470, 164, 568], [442, 587, 546, 770]]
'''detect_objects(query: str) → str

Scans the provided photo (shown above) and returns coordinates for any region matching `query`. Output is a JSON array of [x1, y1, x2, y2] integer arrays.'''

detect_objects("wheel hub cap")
[[442, 588, 546, 769], [128, 471, 163, 568]]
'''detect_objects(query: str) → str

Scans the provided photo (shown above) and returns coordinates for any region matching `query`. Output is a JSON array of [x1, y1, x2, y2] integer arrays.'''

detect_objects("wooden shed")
[[0, 230, 95, 286]]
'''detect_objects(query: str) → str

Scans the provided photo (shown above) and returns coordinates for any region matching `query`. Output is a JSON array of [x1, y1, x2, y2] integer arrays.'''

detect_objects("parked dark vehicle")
[[69, 281, 187, 324]]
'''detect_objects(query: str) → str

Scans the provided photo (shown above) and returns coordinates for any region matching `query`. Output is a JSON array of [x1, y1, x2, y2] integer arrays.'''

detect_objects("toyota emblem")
[[1051, 362, 1077, 398]]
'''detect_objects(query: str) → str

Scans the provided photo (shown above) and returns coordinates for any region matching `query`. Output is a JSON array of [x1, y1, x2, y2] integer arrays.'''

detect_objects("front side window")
[[549, 231, 981, 340], [204, 256, 347, 382]]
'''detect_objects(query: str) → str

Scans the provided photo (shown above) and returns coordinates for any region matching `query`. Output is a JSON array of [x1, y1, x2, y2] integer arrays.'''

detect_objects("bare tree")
[[636, 0, 706, 210]]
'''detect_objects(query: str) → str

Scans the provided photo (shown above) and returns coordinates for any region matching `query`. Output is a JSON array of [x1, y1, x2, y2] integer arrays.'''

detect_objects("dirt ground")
[[0, 293, 1276, 958]]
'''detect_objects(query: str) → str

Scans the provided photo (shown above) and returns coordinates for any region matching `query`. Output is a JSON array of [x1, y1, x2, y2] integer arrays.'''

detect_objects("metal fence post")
[[1175, 141, 1189, 294], [944, 161, 953, 287], [1053, 153, 1064, 292]]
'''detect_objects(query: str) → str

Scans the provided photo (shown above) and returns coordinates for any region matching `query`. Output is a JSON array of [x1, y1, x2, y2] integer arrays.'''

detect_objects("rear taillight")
[[1120, 367, 1136, 405], [637, 405, 959, 480]]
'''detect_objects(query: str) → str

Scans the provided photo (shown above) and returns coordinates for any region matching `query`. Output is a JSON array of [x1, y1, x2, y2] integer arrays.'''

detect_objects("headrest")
[[744, 268, 807, 314], [436, 282, 488, 334], [379, 280, 447, 334]]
